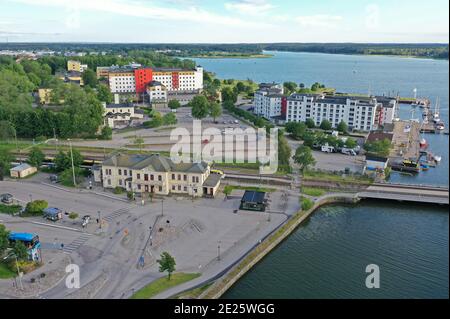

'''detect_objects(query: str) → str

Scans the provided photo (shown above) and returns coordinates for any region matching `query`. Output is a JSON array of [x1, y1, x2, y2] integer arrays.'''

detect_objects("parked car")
[[341, 148, 357, 156], [49, 174, 59, 183], [321, 144, 336, 153], [0, 193, 13, 204], [43, 207, 63, 222]]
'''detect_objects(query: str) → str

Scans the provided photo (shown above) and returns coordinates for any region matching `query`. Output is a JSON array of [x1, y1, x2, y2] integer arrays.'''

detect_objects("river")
[[193, 51, 449, 299]]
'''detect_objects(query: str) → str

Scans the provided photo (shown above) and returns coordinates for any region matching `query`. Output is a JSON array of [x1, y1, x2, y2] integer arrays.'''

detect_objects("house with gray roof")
[[95, 153, 221, 198]]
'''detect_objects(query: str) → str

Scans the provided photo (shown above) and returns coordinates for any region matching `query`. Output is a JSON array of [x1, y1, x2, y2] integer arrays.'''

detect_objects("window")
[[137, 184, 141, 190], [178, 185, 181, 191], [178, 174, 181, 180], [151, 175, 154, 181], [172, 174, 175, 180], [119, 180, 122, 186], [158, 175, 162, 181], [144, 174, 149, 181], [137, 173, 141, 180], [118, 169, 122, 175], [172, 185, 176, 191], [159, 186, 162, 192]]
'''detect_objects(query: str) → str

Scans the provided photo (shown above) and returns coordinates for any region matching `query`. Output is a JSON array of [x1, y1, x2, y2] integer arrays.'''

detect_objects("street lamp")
[[217, 241, 221, 261], [67, 139, 76, 187], [3, 253, 23, 290]]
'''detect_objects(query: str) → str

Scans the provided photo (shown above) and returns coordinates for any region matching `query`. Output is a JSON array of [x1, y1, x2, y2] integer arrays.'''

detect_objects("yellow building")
[[38, 88, 53, 104], [96, 66, 110, 79], [67, 60, 88, 73]]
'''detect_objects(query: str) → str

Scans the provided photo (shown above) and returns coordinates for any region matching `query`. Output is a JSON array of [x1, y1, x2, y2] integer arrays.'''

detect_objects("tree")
[[283, 82, 298, 95], [12, 241, 28, 261], [337, 121, 348, 134], [220, 87, 237, 104], [144, 112, 163, 128], [0, 121, 16, 141], [293, 145, 316, 171], [320, 120, 332, 131], [345, 138, 358, 149], [82, 69, 98, 88], [210, 102, 222, 123], [168, 100, 181, 110], [162, 112, 177, 125], [0, 224, 10, 256], [28, 147, 45, 168], [100, 126, 112, 140], [54, 149, 83, 172], [0, 150, 12, 181], [364, 138, 392, 157], [97, 84, 113, 104], [191, 96, 210, 120], [305, 118, 315, 129], [157, 251, 176, 280], [236, 81, 246, 93], [25, 200, 48, 216], [278, 132, 292, 167]]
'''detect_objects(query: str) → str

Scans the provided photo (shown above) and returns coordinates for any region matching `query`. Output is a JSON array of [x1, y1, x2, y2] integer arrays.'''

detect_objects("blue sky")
[[0, 0, 448, 43]]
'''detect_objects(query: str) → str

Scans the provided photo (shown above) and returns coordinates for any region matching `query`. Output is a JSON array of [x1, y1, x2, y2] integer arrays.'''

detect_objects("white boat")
[[436, 122, 445, 131], [419, 138, 427, 148], [433, 155, 442, 163]]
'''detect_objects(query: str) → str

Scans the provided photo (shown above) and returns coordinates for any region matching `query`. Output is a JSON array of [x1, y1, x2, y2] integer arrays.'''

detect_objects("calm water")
[[195, 51, 449, 186], [223, 202, 449, 299], [194, 52, 449, 299]]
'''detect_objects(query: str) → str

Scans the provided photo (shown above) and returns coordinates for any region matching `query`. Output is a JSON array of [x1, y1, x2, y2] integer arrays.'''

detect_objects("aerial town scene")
[[0, 0, 448, 307]]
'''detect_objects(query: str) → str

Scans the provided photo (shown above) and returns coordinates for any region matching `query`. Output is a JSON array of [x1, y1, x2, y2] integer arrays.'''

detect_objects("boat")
[[433, 155, 442, 163], [436, 122, 445, 131], [419, 138, 428, 149], [420, 162, 429, 171], [432, 97, 441, 123]]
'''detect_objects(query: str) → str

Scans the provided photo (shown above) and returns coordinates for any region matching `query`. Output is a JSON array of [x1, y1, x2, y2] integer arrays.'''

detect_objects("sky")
[[0, 0, 449, 43]]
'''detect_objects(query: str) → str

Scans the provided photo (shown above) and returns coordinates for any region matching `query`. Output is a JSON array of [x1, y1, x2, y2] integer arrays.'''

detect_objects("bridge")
[[357, 183, 449, 205]]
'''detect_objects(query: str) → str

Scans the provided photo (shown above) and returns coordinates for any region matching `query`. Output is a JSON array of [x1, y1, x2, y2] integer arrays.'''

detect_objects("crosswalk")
[[103, 208, 130, 222], [63, 234, 92, 254]]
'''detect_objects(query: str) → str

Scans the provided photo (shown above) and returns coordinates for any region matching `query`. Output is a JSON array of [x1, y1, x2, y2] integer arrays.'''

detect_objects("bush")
[[68, 212, 79, 219], [301, 197, 314, 211], [127, 191, 135, 200], [25, 200, 48, 216], [114, 186, 126, 194], [0, 204, 22, 215], [60, 167, 86, 187]]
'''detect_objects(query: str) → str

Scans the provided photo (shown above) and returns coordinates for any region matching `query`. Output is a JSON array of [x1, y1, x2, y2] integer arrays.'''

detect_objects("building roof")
[[102, 153, 209, 174], [241, 191, 266, 204], [203, 173, 222, 187], [10, 163, 34, 171], [367, 132, 394, 143], [8, 233, 36, 242], [105, 103, 134, 109]]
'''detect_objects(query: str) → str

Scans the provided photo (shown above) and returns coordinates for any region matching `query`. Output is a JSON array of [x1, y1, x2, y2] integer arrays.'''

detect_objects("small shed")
[[365, 155, 389, 171], [240, 191, 267, 212], [10, 163, 37, 179]]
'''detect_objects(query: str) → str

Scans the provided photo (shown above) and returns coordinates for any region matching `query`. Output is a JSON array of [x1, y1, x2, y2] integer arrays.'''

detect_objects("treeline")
[[1, 43, 447, 59]]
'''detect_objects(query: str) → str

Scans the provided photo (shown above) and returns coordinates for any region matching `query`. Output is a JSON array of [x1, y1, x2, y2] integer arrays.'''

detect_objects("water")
[[194, 51, 449, 186], [193, 52, 449, 299], [223, 202, 449, 299]]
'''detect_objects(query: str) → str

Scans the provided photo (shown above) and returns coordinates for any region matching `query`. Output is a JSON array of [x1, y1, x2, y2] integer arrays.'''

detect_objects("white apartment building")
[[286, 94, 397, 131], [108, 69, 136, 94], [147, 81, 168, 104], [152, 66, 203, 92], [102, 102, 144, 128], [254, 83, 285, 120]]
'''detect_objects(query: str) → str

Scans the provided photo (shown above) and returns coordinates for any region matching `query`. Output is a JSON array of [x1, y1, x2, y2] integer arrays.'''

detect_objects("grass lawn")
[[303, 170, 373, 185], [223, 185, 276, 196], [301, 187, 326, 197], [0, 263, 16, 279], [173, 283, 213, 299], [131, 273, 201, 299]]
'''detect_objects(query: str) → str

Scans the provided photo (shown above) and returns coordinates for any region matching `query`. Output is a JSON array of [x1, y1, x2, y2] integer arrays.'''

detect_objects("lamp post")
[[68, 139, 76, 187], [217, 241, 221, 261], [4, 253, 23, 290]]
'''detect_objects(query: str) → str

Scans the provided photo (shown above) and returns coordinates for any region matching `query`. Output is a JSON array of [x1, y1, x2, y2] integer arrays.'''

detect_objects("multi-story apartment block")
[[104, 65, 203, 94], [147, 81, 168, 103], [286, 94, 397, 131], [254, 83, 286, 120], [67, 60, 88, 73], [94, 153, 221, 198]]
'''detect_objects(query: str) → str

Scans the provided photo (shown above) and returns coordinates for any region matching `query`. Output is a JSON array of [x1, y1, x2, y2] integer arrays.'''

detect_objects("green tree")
[[0, 224, 10, 256], [305, 118, 315, 129], [345, 138, 358, 149], [210, 102, 222, 122], [100, 126, 112, 140], [163, 112, 177, 125], [28, 147, 45, 168], [97, 84, 113, 104], [283, 82, 298, 95], [191, 96, 210, 120], [364, 138, 392, 157], [157, 252, 176, 280], [168, 100, 181, 110], [293, 145, 316, 171], [144, 112, 163, 128], [236, 81, 246, 93], [82, 69, 98, 88], [320, 120, 332, 131], [25, 200, 48, 216], [12, 241, 28, 261], [278, 132, 292, 167], [337, 121, 348, 134], [0, 150, 12, 181], [220, 87, 237, 104], [0, 121, 16, 141]]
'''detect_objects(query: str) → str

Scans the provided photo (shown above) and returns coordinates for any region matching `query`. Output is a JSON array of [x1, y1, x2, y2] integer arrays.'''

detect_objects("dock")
[[390, 120, 421, 163]]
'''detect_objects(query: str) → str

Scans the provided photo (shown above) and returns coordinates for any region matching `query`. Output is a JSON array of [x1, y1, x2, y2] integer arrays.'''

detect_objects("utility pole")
[[68, 139, 76, 187]]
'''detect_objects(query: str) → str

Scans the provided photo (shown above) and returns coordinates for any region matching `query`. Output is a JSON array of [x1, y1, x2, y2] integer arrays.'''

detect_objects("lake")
[[193, 51, 449, 299]]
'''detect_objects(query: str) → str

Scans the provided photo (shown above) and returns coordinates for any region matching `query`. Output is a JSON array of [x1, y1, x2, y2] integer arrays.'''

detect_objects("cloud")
[[6, 0, 271, 29], [296, 14, 343, 28], [225, 0, 274, 16]]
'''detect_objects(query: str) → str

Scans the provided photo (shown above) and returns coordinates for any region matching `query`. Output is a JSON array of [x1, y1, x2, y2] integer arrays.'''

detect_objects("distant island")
[[0, 43, 448, 60]]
